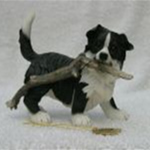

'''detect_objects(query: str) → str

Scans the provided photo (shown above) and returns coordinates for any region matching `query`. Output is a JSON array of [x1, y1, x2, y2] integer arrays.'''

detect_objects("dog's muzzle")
[[95, 52, 113, 67]]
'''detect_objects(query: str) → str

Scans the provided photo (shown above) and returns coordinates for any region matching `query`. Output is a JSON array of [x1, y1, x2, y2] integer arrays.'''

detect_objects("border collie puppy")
[[19, 13, 134, 126]]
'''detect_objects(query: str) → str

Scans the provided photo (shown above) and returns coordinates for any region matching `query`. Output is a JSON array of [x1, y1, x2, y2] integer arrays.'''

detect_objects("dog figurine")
[[19, 13, 134, 126]]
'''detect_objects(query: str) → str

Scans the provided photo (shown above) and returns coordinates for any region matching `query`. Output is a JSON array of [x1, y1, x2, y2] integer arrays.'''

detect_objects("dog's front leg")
[[100, 98, 129, 120], [71, 86, 91, 126]]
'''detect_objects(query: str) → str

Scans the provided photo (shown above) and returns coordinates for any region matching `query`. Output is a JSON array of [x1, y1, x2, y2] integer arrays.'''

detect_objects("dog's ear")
[[120, 33, 134, 51], [86, 24, 103, 39]]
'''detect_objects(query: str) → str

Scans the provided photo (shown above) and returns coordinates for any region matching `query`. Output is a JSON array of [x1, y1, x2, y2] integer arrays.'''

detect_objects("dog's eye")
[[111, 45, 118, 52], [111, 45, 116, 50]]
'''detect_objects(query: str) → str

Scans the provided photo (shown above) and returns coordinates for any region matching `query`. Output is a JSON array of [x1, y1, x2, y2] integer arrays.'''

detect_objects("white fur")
[[80, 67, 116, 111], [85, 51, 95, 59], [104, 33, 111, 47], [96, 33, 112, 65], [46, 90, 58, 100], [101, 102, 129, 120], [72, 114, 91, 126], [30, 111, 51, 124], [22, 12, 35, 38]]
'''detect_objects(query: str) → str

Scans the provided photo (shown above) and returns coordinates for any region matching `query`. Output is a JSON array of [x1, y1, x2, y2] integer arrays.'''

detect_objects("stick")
[[24, 120, 122, 136], [24, 120, 93, 131], [6, 54, 82, 109], [6, 53, 133, 110]]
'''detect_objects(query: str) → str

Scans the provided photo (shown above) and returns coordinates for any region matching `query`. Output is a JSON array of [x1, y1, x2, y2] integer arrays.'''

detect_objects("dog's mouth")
[[94, 58, 113, 67], [100, 61, 113, 67]]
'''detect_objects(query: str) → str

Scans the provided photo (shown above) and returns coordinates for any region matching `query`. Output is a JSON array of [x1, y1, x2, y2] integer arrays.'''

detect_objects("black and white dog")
[[19, 13, 134, 126]]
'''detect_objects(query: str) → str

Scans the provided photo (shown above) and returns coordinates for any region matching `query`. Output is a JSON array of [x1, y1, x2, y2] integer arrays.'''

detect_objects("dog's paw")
[[30, 111, 52, 124], [72, 114, 91, 126], [106, 110, 129, 121]]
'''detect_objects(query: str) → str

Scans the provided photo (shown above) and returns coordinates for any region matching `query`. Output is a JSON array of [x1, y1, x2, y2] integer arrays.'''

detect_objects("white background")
[[0, 1, 150, 149]]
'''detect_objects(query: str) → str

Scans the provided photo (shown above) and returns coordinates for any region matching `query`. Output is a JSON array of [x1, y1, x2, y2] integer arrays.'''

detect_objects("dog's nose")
[[99, 53, 108, 61]]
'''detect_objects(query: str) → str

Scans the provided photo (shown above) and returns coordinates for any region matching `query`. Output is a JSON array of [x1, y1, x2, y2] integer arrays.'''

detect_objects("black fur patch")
[[72, 82, 88, 114], [24, 52, 82, 113], [110, 98, 118, 110]]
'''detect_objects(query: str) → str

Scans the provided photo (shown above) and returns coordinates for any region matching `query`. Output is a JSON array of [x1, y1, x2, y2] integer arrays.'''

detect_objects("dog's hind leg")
[[24, 85, 52, 123]]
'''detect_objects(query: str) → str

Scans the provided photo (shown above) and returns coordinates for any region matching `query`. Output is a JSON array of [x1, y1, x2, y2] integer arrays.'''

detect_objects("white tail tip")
[[22, 12, 36, 38]]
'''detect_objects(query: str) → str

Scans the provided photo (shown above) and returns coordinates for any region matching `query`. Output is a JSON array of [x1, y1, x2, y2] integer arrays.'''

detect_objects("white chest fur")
[[80, 67, 116, 111]]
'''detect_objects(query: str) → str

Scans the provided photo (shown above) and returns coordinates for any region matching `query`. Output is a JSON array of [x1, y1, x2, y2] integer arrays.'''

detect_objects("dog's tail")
[[19, 12, 38, 62]]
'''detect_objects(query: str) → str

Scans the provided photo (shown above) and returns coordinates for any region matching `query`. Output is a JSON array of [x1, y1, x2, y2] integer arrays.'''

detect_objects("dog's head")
[[84, 24, 134, 69]]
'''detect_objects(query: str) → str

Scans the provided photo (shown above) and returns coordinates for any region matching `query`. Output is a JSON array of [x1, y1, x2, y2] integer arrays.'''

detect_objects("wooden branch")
[[25, 120, 122, 136], [6, 53, 133, 110]]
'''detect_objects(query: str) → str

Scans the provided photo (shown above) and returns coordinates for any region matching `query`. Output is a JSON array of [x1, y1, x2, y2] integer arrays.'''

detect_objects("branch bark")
[[6, 53, 133, 110]]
